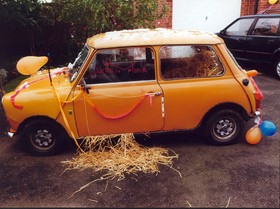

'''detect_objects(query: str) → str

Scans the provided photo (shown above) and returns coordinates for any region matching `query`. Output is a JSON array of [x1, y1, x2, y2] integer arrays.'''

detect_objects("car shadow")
[[134, 130, 205, 148], [62, 130, 207, 156]]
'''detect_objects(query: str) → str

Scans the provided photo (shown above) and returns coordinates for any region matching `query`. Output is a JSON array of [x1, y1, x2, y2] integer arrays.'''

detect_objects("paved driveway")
[[0, 73, 279, 208]]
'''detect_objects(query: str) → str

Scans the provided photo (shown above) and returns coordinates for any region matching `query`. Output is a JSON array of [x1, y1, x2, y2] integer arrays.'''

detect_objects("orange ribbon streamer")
[[10, 68, 68, 110], [83, 92, 153, 120]]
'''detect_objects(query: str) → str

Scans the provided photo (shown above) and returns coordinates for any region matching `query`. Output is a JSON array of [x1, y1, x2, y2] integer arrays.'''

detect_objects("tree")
[[58, 0, 168, 49], [39, 0, 168, 64], [0, 68, 7, 99], [0, 0, 42, 64], [0, 0, 169, 78]]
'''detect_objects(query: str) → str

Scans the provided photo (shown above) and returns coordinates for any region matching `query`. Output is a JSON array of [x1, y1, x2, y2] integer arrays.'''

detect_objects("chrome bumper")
[[255, 110, 261, 117], [253, 110, 262, 125], [7, 132, 14, 138]]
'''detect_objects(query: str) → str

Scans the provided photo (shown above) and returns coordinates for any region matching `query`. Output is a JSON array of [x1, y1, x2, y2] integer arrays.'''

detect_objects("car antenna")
[[46, 53, 53, 86], [47, 68, 53, 86]]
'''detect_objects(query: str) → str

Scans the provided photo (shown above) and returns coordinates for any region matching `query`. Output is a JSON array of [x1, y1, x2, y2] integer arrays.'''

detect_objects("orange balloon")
[[16, 56, 48, 75], [245, 126, 262, 145], [269, 0, 278, 5]]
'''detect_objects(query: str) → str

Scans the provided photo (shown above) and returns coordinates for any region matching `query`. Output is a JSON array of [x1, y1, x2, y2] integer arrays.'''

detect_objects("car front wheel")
[[203, 109, 244, 145], [22, 119, 66, 156], [273, 58, 280, 80]]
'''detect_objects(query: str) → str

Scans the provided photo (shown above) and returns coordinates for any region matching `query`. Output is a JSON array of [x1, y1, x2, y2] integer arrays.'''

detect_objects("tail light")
[[249, 76, 263, 109]]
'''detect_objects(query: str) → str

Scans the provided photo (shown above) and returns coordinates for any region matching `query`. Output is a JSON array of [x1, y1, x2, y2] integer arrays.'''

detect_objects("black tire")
[[203, 109, 244, 145], [22, 119, 67, 156], [273, 58, 280, 80]]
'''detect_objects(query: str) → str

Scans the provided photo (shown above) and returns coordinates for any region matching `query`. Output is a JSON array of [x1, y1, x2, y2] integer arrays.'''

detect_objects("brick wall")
[[241, 0, 256, 15], [258, 0, 272, 13], [240, 0, 277, 16], [156, 0, 173, 28]]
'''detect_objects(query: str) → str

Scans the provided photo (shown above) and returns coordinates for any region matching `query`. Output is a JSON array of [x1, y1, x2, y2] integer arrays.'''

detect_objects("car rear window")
[[160, 45, 224, 79]]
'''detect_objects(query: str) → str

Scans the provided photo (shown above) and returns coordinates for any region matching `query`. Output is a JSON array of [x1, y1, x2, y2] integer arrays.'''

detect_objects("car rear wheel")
[[22, 119, 67, 156], [203, 109, 244, 145]]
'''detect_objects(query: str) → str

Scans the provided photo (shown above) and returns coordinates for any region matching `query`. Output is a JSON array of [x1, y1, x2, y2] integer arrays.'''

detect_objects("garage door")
[[173, 0, 241, 33]]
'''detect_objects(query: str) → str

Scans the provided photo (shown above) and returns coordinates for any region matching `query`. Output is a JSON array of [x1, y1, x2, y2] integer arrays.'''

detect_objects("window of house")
[[252, 18, 280, 36], [160, 45, 224, 79], [84, 47, 155, 84]]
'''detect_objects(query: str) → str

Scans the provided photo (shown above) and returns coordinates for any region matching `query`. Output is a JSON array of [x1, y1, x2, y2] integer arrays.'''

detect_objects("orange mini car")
[[2, 28, 263, 156]]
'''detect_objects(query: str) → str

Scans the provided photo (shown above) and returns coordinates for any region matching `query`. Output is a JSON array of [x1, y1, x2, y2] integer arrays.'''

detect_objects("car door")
[[245, 16, 280, 64], [218, 17, 256, 61], [73, 47, 164, 136]]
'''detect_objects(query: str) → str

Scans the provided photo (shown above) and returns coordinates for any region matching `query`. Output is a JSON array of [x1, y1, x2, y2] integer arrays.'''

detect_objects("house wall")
[[172, 0, 242, 33], [157, 0, 278, 30]]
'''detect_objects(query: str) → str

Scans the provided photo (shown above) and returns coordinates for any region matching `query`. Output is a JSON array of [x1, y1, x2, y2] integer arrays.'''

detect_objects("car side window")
[[252, 18, 280, 36], [225, 18, 255, 36], [160, 45, 224, 79], [84, 47, 155, 84]]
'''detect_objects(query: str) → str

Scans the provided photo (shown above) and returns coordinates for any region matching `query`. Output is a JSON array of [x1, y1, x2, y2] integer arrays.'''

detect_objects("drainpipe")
[[254, 0, 259, 14]]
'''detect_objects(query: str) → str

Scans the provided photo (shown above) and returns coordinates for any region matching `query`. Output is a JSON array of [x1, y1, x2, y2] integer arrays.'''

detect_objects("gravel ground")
[[0, 73, 279, 208]]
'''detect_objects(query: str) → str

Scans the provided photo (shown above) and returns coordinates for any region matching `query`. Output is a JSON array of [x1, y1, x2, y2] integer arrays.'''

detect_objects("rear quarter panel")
[[157, 43, 255, 131], [159, 75, 252, 131], [217, 43, 258, 114]]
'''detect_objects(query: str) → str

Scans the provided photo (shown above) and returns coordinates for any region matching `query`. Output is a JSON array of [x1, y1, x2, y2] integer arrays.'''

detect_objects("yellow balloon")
[[16, 56, 48, 75], [245, 126, 262, 145], [269, 0, 278, 5]]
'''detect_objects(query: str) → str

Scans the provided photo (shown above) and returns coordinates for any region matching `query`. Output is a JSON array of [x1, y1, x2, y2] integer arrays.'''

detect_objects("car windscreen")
[[68, 45, 90, 82]]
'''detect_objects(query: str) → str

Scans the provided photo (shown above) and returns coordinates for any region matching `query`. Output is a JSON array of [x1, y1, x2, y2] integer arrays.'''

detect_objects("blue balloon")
[[259, 120, 277, 137]]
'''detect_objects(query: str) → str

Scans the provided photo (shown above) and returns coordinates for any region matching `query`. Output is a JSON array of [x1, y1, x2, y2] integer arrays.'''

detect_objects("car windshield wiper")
[[67, 62, 74, 71]]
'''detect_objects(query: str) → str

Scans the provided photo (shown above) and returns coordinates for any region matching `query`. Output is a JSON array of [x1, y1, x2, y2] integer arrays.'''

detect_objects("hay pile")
[[61, 133, 180, 195], [62, 134, 179, 179]]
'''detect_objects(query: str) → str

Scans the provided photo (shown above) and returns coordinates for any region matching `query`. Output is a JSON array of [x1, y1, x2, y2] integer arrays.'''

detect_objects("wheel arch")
[[272, 50, 280, 79], [200, 102, 249, 129], [17, 115, 68, 137], [272, 48, 280, 62]]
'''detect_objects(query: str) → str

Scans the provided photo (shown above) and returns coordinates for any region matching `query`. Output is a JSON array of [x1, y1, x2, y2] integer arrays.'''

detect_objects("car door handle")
[[146, 92, 162, 96], [237, 38, 246, 43], [267, 40, 275, 44]]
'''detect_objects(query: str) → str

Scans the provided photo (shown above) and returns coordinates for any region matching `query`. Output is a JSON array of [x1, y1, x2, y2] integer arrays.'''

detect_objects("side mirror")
[[219, 29, 226, 35]]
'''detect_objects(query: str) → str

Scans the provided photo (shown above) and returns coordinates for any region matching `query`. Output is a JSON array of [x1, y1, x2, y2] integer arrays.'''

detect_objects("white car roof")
[[87, 28, 223, 49]]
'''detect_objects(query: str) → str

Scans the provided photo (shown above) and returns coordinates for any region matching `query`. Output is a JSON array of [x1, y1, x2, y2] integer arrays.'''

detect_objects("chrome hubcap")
[[213, 118, 236, 141], [32, 129, 54, 149], [276, 62, 280, 77]]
